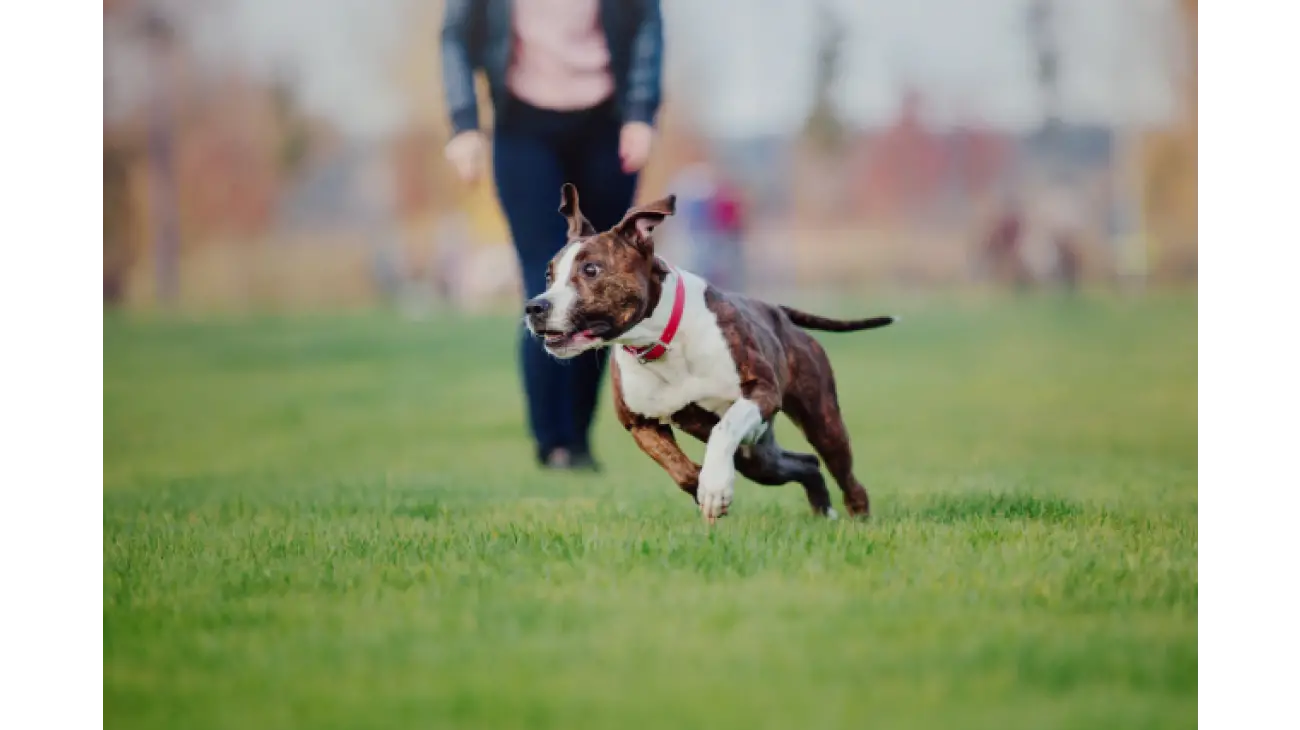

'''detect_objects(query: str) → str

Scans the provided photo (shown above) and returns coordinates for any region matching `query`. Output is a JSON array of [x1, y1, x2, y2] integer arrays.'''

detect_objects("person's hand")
[[619, 122, 654, 174], [445, 131, 487, 184]]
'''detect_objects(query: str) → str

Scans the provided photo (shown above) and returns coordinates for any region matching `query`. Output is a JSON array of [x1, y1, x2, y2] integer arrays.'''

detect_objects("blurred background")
[[103, 0, 1196, 314]]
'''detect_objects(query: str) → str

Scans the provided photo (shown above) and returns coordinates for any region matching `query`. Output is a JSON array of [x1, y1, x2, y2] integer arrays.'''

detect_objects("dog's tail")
[[780, 306, 896, 333]]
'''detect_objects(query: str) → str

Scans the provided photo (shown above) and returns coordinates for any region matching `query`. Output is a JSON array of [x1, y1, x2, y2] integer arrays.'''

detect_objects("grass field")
[[104, 292, 1197, 730]]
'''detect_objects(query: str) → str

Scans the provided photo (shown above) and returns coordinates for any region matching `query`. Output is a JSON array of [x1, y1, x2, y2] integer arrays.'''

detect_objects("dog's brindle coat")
[[524, 183, 893, 522]]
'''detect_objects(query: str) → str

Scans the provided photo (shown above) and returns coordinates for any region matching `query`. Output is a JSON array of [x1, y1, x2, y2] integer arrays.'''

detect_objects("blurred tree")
[[1028, 0, 1061, 137], [104, 136, 139, 306], [271, 68, 311, 179], [141, 7, 181, 305], [804, 5, 847, 156]]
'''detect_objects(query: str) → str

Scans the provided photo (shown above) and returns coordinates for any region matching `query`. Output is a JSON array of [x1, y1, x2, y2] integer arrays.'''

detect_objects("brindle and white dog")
[[524, 183, 894, 523]]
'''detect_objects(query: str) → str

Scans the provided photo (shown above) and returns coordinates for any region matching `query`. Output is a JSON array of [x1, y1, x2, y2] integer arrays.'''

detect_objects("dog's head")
[[524, 183, 676, 358]]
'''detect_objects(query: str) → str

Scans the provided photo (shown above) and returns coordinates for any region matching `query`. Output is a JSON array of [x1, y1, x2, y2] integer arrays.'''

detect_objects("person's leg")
[[492, 126, 575, 464], [562, 114, 640, 461]]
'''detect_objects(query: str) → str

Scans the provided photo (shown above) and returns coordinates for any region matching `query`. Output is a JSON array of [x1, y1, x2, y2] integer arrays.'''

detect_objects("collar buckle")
[[633, 340, 671, 364]]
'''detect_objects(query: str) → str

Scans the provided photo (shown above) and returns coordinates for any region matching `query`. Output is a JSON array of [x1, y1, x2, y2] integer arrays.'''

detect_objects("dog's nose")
[[524, 298, 551, 317]]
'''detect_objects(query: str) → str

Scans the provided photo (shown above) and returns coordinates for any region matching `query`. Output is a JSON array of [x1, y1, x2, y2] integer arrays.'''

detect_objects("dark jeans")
[[492, 95, 638, 462]]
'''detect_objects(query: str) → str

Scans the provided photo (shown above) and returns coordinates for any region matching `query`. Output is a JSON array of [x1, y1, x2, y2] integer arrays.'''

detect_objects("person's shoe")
[[540, 447, 601, 472], [567, 452, 602, 473], [542, 447, 572, 469]]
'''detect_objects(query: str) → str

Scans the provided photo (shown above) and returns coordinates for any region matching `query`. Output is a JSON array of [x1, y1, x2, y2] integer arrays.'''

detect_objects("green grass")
[[104, 292, 1197, 730]]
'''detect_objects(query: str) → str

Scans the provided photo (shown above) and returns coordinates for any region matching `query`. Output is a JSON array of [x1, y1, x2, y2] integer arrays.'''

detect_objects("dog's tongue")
[[548, 330, 597, 347]]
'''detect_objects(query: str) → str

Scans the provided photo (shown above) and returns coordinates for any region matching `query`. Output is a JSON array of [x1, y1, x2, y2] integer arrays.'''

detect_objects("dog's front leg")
[[628, 421, 702, 501], [698, 396, 773, 522], [613, 362, 702, 501]]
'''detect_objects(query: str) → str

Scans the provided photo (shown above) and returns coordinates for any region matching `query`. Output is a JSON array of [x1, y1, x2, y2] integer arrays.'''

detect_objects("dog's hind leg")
[[734, 429, 835, 517], [784, 344, 872, 518], [787, 399, 871, 517]]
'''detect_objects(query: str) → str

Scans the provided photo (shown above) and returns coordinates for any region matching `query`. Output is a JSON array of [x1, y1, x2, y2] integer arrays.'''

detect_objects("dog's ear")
[[615, 194, 677, 253], [559, 183, 597, 238]]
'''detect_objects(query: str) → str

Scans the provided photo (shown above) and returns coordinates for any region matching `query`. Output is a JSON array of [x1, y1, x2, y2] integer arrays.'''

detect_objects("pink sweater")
[[506, 0, 614, 111]]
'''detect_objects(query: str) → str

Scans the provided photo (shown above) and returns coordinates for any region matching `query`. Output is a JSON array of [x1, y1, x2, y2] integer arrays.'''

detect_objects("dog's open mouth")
[[540, 329, 600, 349]]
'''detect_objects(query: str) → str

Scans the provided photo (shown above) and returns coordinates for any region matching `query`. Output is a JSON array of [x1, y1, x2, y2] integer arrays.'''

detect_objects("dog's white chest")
[[616, 312, 741, 420], [620, 366, 738, 419]]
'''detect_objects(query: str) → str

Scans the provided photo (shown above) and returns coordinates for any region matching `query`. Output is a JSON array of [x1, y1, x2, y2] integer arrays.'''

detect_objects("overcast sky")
[[112, 0, 1188, 140]]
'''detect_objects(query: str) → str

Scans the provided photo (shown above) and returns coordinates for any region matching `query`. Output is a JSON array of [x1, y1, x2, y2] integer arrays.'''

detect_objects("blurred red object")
[[711, 180, 745, 234]]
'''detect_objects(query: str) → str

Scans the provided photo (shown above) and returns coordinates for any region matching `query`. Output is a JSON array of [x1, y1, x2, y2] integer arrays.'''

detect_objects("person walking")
[[440, 0, 664, 470]]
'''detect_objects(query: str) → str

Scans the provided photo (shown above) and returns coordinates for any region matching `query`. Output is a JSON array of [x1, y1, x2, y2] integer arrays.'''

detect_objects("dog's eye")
[[580, 262, 601, 279]]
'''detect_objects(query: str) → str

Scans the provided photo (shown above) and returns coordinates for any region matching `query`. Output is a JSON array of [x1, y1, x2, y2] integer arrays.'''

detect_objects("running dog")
[[523, 183, 894, 522]]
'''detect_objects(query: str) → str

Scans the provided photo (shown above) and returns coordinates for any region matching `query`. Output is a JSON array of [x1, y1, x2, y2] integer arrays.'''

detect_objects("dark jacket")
[[440, 0, 664, 135]]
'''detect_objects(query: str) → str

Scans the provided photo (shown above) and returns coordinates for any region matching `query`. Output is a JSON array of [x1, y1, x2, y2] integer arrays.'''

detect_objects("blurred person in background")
[[1041, 183, 1086, 292], [669, 161, 748, 293], [666, 162, 720, 287], [709, 176, 747, 292], [440, 0, 664, 471], [1053, 229, 1082, 292], [980, 196, 1030, 290]]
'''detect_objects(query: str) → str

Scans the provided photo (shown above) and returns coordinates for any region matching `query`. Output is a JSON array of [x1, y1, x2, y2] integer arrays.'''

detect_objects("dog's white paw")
[[738, 420, 769, 447], [697, 461, 735, 522], [825, 507, 839, 521]]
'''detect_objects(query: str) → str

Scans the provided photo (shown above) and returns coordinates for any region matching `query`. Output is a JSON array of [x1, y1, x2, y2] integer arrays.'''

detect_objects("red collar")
[[623, 268, 685, 364]]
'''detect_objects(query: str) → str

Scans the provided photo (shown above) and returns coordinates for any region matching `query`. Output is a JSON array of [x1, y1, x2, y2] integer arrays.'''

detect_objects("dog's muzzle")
[[524, 297, 551, 333]]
